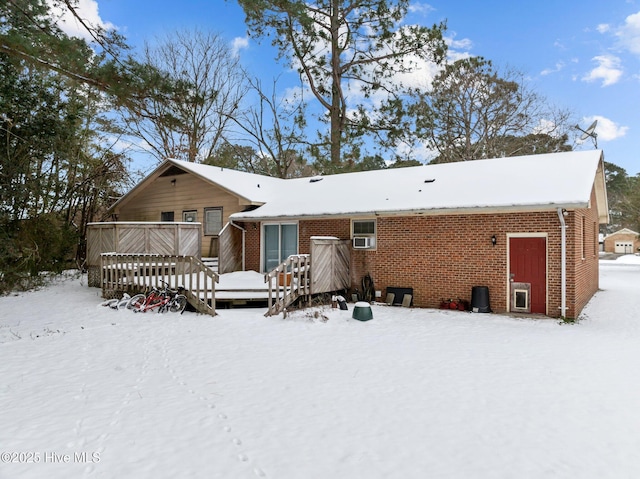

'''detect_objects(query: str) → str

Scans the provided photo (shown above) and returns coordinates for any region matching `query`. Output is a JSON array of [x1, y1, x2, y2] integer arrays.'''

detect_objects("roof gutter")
[[557, 207, 567, 318], [230, 202, 589, 223]]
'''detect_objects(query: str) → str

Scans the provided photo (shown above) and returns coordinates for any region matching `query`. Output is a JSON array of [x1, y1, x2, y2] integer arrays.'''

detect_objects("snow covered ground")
[[1, 256, 640, 479]]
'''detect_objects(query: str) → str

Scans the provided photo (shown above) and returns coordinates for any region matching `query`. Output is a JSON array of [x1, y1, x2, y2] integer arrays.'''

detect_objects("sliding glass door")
[[263, 223, 298, 272]]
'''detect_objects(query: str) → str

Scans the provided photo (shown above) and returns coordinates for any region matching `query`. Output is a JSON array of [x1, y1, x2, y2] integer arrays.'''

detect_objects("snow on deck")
[[215, 271, 272, 300]]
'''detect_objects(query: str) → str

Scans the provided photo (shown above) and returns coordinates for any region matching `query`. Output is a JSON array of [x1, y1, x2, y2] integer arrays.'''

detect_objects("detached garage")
[[603, 229, 640, 254], [615, 242, 634, 254]]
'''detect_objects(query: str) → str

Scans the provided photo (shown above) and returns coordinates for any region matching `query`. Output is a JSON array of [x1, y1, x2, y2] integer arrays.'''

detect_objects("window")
[[161, 211, 174, 222], [352, 219, 376, 249], [582, 216, 586, 259], [263, 223, 298, 272], [204, 207, 223, 236], [183, 210, 197, 223], [353, 219, 376, 236]]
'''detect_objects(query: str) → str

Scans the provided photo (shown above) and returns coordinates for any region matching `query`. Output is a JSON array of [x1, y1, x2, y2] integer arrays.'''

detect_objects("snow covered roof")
[[110, 158, 284, 211], [162, 159, 284, 204], [230, 150, 608, 222], [605, 228, 639, 238], [111, 151, 608, 222]]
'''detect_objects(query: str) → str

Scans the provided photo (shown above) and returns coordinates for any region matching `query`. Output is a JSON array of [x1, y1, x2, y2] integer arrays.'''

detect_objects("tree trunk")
[[330, 0, 342, 165]]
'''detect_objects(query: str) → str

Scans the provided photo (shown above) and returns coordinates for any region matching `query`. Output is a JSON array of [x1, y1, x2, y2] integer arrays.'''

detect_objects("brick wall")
[[240, 222, 261, 272], [237, 219, 352, 272], [568, 187, 601, 318], [360, 212, 563, 315], [239, 201, 601, 319]]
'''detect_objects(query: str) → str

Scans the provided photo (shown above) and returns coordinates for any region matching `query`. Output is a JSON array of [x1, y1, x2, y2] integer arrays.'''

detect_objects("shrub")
[[0, 214, 78, 293]]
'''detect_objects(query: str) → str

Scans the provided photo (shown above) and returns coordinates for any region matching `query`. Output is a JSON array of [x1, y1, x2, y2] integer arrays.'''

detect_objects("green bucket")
[[352, 301, 373, 321]]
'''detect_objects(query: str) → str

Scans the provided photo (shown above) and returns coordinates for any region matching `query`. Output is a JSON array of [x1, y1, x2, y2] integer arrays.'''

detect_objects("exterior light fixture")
[[171, 179, 176, 186], [491, 235, 497, 246]]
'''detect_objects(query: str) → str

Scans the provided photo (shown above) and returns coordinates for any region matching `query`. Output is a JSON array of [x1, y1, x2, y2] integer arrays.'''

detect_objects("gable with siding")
[[110, 160, 280, 257]]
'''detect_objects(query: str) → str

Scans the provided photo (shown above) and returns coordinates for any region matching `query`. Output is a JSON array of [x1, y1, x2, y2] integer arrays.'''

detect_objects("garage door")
[[615, 242, 634, 253]]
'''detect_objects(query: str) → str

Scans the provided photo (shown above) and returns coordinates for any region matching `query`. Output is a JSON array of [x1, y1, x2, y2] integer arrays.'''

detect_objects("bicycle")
[[127, 280, 188, 314], [100, 293, 131, 310]]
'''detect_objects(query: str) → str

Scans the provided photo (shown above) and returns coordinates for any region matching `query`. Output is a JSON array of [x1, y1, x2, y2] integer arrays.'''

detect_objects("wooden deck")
[[263, 238, 350, 316], [101, 253, 218, 316], [264, 254, 311, 316], [99, 253, 287, 313], [87, 222, 201, 287], [215, 271, 287, 308], [96, 237, 352, 317]]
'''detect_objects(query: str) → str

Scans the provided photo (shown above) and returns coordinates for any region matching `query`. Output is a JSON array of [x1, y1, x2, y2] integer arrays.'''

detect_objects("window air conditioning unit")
[[353, 236, 374, 249]]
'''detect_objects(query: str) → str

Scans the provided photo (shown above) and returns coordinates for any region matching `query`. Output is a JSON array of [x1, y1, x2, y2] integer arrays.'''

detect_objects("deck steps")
[[201, 257, 219, 272]]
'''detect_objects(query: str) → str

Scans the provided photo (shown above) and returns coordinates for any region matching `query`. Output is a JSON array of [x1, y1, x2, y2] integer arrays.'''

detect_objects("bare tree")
[[217, 76, 308, 178], [122, 29, 247, 162], [413, 57, 572, 163]]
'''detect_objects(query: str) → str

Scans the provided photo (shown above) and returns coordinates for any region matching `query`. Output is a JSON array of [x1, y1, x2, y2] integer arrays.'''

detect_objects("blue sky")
[[67, 0, 640, 175]]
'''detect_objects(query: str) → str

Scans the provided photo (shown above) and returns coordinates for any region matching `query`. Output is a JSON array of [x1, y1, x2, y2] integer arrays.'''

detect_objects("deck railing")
[[264, 254, 311, 316], [86, 222, 202, 287], [100, 253, 219, 316]]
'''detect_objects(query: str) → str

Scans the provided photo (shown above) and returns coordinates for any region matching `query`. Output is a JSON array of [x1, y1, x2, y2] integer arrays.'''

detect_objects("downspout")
[[229, 219, 246, 271], [557, 208, 567, 318]]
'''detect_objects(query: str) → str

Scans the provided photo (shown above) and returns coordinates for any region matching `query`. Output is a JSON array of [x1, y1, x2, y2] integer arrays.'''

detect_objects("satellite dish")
[[574, 120, 598, 148]]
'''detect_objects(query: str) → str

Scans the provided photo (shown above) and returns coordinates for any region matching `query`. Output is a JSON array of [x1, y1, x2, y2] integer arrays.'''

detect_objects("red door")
[[509, 237, 547, 314]]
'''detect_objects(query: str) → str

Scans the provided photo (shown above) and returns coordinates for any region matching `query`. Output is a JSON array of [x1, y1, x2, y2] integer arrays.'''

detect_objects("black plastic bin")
[[471, 286, 491, 313]]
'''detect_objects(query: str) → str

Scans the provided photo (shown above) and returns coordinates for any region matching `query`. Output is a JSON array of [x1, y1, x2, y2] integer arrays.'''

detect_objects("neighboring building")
[[603, 228, 640, 254], [107, 150, 608, 319]]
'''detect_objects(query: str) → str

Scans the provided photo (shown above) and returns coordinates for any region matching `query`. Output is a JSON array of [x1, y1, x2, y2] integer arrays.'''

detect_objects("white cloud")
[[540, 61, 565, 76], [281, 84, 309, 107], [231, 36, 250, 57], [408, 2, 436, 16], [597, 23, 611, 34], [446, 33, 473, 52], [577, 115, 628, 143], [47, 0, 114, 41], [441, 32, 473, 64], [615, 10, 640, 56], [582, 55, 623, 86]]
